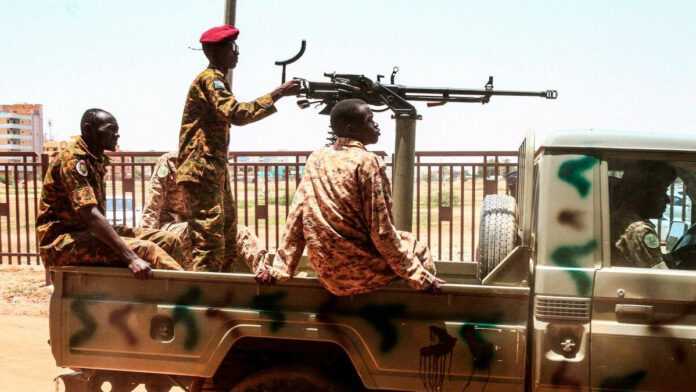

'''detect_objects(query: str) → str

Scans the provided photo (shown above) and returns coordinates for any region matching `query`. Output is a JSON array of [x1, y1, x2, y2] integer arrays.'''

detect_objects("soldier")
[[140, 151, 268, 272], [37, 109, 183, 279], [610, 161, 677, 268], [177, 25, 299, 272], [256, 99, 444, 295]]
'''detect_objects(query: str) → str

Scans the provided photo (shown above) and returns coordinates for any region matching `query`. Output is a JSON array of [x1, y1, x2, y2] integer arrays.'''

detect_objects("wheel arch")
[[201, 321, 378, 389], [209, 335, 373, 390]]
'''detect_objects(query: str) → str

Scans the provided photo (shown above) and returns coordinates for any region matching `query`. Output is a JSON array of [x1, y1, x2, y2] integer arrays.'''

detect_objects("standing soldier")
[[177, 25, 299, 272], [141, 151, 269, 272], [37, 109, 183, 279]]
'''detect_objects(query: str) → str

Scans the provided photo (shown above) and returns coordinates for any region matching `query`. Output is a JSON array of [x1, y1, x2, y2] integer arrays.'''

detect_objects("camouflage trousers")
[[157, 221, 266, 272], [40, 226, 183, 270], [180, 172, 238, 272]]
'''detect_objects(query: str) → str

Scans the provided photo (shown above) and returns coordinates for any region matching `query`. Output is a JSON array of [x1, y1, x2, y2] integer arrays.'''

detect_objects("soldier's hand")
[[255, 265, 276, 285], [423, 277, 446, 294], [272, 80, 301, 100], [128, 258, 153, 280]]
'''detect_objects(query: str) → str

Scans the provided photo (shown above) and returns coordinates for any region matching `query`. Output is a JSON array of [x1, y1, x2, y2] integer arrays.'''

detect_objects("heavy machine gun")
[[275, 41, 558, 231], [295, 69, 557, 117], [275, 41, 557, 118]]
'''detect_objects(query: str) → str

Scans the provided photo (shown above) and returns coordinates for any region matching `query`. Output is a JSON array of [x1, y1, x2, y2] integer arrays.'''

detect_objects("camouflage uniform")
[[267, 137, 437, 296], [36, 136, 183, 270], [611, 207, 666, 268], [176, 67, 276, 272], [141, 152, 268, 272]]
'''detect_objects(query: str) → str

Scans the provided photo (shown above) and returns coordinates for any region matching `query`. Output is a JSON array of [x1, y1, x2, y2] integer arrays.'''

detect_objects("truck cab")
[[532, 129, 696, 391], [50, 129, 696, 391]]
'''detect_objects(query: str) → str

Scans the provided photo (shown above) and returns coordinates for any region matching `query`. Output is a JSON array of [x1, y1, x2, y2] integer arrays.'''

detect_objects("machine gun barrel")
[[396, 86, 558, 101]]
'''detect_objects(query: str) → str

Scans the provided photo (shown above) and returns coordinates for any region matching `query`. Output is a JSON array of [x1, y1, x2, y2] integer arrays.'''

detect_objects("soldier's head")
[[200, 25, 239, 71], [619, 161, 677, 219], [80, 108, 119, 153], [329, 99, 380, 146]]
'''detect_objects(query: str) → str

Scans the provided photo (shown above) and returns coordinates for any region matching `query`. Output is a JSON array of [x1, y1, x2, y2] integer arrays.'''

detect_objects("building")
[[0, 104, 44, 154]]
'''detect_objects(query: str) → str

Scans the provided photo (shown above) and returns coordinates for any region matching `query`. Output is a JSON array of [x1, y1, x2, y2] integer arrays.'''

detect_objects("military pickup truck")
[[50, 129, 696, 391]]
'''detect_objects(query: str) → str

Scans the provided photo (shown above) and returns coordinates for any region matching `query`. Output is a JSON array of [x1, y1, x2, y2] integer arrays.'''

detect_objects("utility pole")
[[224, 0, 237, 87]]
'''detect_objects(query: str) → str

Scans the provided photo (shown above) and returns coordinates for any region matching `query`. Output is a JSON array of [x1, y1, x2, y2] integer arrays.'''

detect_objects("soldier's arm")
[[203, 74, 276, 126], [140, 155, 169, 229], [260, 180, 307, 283], [617, 222, 666, 269], [60, 159, 151, 279], [78, 206, 152, 279], [360, 156, 444, 291]]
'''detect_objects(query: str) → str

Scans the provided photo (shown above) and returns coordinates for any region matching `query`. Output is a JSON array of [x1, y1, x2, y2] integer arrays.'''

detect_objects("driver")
[[610, 161, 677, 268]]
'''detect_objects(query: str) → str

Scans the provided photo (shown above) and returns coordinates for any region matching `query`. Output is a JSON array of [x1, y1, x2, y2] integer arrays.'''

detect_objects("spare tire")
[[477, 194, 518, 280]]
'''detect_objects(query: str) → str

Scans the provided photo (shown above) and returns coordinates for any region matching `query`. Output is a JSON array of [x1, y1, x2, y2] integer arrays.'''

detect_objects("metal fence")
[[0, 150, 517, 266]]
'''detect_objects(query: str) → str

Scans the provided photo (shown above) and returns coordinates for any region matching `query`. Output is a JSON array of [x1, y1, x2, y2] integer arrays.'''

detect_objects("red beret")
[[200, 25, 239, 44]]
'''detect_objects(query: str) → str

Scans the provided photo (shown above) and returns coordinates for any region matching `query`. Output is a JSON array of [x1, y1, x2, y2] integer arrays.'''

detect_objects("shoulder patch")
[[643, 232, 660, 249], [156, 164, 170, 178], [75, 160, 88, 177], [213, 79, 226, 90]]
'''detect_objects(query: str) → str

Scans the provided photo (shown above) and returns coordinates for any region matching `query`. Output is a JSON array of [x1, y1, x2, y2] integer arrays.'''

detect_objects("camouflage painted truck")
[[49, 129, 696, 391]]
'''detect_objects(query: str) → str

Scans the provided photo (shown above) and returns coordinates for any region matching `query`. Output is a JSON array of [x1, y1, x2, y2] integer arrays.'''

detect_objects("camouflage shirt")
[[141, 152, 188, 228], [268, 138, 437, 296], [37, 136, 109, 246], [611, 208, 666, 268], [177, 67, 276, 184]]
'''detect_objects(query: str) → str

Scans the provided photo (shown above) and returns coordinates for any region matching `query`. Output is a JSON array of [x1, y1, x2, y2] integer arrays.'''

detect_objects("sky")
[[1, 0, 695, 153]]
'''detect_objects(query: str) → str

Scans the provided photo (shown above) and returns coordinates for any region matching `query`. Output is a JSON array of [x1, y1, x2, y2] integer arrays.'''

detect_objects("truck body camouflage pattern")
[[50, 129, 696, 391]]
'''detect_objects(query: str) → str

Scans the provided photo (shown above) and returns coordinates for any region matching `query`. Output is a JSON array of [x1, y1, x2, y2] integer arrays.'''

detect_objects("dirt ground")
[[0, 266, 180, 391], [0, 265, 62, 391]]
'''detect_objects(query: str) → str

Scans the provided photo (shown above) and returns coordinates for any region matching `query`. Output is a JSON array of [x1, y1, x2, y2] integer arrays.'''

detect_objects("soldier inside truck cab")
[[610, 160, 677, 268], [36, 109, 184, 279], [256, 98, 444, 295]]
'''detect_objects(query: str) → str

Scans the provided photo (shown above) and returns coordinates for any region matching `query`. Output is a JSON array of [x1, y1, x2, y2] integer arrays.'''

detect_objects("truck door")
[[591, 156, 696, 390]]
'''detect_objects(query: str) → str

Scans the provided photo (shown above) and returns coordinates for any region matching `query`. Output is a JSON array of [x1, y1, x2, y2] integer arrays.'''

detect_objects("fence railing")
[[0, 150, 518, 266]]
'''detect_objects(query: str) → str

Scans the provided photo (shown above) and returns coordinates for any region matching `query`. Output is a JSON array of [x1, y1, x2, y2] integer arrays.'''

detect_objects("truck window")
[[607, 158, 694, 269]]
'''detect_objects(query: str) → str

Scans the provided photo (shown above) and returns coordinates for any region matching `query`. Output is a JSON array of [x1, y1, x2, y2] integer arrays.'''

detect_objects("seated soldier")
[[140, 151, 268, 272], [37, 109, 183, 279], [256, 99, 444, 295], [610, 161, 676, 268]]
